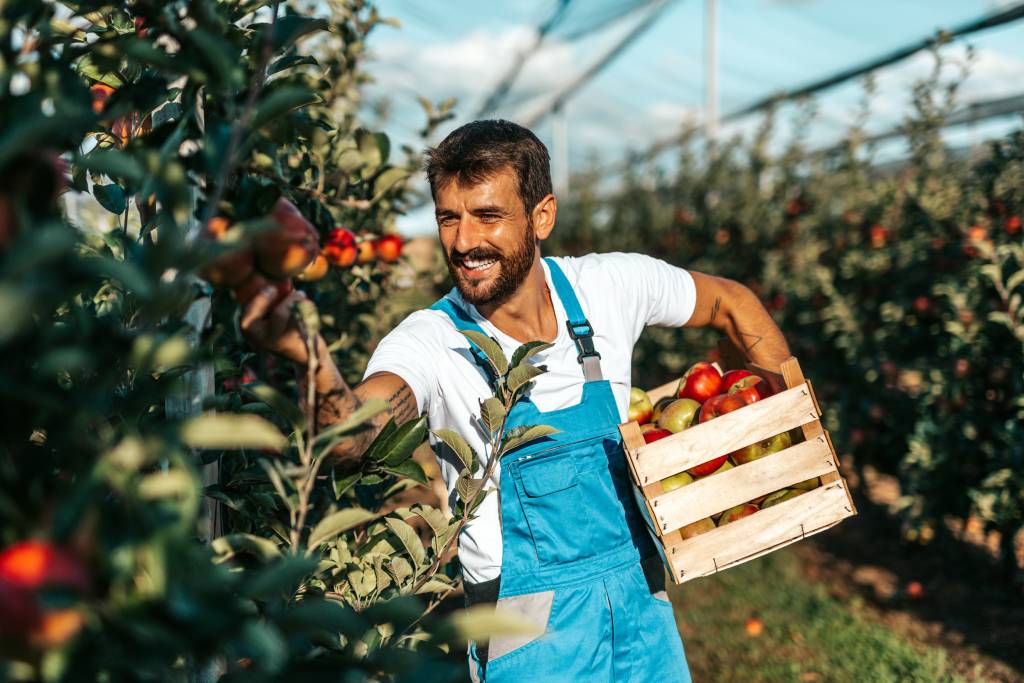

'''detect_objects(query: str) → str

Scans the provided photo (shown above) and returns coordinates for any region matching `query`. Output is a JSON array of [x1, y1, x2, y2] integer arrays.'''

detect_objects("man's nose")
[[452, 217, 483, 254]]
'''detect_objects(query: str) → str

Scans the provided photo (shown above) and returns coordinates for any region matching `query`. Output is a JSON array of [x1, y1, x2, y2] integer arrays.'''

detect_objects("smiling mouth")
[[455, 255, 500, 279]]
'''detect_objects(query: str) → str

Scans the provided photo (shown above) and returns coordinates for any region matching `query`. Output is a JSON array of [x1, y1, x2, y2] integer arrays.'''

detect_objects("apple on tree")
[[199, 216, 255, 288], [373, 234, 403, 263], [254, 197, 319, 279]]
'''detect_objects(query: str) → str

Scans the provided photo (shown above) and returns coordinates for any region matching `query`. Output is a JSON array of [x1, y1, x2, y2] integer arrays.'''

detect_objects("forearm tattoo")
[[385, 384, 418, 425], [709, 296, 722, 324], [739, 331, 763, 352]]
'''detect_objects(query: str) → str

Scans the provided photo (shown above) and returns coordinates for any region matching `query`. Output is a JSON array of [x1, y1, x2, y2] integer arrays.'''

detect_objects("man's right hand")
[[238, 280, 320, 366]]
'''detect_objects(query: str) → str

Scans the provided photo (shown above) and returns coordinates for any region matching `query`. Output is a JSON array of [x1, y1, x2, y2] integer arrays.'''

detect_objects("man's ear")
[[531, 193, 557, 240]]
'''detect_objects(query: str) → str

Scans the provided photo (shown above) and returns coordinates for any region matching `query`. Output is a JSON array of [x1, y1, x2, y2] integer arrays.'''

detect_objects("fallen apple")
[[677, 362, 722, 403], [657, 398, 700, 433], [628, 387, 654, 425], [718, 503, 759, 526]]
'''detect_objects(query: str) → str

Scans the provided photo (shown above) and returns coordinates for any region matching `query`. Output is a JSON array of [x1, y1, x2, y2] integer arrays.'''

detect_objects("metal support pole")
[[705, 0, 719, 156]]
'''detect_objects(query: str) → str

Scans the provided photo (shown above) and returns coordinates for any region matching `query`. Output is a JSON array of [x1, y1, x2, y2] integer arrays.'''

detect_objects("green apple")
[[792, 476, 820, 491], [657, 398, 701, 433], [731, 430, 792, 465], [628, 387, 654, 424], [660, 471, 693, 492], [760, 488, 806, 508]]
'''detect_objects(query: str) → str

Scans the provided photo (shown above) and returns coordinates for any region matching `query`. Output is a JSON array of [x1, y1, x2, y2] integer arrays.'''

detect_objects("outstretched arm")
[[684, 272, 791, 370]]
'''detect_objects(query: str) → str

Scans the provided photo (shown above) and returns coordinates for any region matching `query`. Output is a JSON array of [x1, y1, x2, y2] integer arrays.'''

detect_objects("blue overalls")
[[431, 258, 692, 683]]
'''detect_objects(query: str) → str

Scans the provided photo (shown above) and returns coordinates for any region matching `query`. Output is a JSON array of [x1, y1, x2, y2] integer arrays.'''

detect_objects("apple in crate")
[[656, 398, 700, 433], [628, 387, 654, 424], [678, 517, 716, 540], [728, 374, 773, 404], [661, 470, 693, 492], [792, 476, 820, 491], [677, 362, 722, 403], [689, 393, 746, 476], [718, 503, 759, 526], [732, 431, 792, 465], [760, 488, 806, 508], [651, 396, 675, 423]]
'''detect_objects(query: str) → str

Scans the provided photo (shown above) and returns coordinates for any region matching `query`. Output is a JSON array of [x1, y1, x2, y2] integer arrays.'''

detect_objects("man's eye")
[[479, 214, 500, 222], [438, 216, 457, 226]]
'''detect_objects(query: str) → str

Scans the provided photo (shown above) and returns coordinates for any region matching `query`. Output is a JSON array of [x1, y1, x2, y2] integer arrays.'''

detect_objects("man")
[[241, 120, 792, 682]]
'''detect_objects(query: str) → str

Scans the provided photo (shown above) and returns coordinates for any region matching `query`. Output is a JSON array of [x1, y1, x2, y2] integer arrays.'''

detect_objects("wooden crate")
[[620, 355, 857, 585]]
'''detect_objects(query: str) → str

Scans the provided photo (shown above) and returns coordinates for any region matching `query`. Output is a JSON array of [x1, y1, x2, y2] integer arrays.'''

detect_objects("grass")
[[669, 548, 974, 683]]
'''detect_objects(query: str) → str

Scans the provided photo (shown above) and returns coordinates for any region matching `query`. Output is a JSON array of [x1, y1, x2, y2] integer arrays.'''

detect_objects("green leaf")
[[364, 416, 427, 467], [510, 341, 553, 368], [93, 183, 127, 214], [284, 599, 366, 637], [137, 469, 196, 499], [461, 330, 509, 376], [480, 398, 506, 434], [385, 517, 425, 567], [501, 425, 559, 454], [373, 167, 410, 199], [242, 382, 305, 429], [212, 533, 282, 562], [251, 86, 319, 130], [268, 53, 320, 76], [268, 15, 329, 52], [308, 508, 379, 549], [455, 473, 485, 503], [332, 471, 361, 500], [381, 459, 428, 485], [1006, 268, 1024, 293], [77, 150, 145, 185], [188, 28, 241, 89], [181, 413, 288, 452], [432, 428, 477, 473], [449, 605, 543, 643], [415, 577, 455, 595], [245, 555, 319, 600], [316, 399, 388, 444], [506, 363, 544, 395]]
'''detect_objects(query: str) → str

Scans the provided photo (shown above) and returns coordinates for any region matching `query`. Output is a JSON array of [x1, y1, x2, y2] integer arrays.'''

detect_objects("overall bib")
[[431, 258, 692, 683]]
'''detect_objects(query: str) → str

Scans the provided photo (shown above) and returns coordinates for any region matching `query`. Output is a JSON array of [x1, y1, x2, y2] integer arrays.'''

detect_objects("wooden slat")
[[645, 380, 678, 405], [619, 422, 680, 544], [651, 435, 838, 532], [631, 384, 820, 483], [665, 481, 855, 583]]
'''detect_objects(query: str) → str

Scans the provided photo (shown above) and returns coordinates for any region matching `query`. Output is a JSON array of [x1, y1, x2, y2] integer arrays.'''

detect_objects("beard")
[[444, 225, 537, 308]]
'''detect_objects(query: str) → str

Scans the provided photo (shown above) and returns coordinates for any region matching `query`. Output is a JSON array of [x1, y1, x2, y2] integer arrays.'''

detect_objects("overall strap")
[[430, 295, 498, 385], [544, 257, 604, 382]]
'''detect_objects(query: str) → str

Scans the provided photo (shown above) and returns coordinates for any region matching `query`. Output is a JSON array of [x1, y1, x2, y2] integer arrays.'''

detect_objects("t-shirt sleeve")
[[591, 252, 698, 332], [362, 312, 441, 416]]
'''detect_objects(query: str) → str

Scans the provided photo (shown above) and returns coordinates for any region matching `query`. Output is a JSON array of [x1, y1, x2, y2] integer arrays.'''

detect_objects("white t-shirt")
[[363, 252, 697, 583]]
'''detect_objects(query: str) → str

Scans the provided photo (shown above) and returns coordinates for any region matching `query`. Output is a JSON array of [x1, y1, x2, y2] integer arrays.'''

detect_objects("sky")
[[359, 0, 1024, 234]]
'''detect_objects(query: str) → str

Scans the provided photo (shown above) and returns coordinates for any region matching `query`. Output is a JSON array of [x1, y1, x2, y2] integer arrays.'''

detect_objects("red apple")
[[677, 517, 715, 540], [0, 541, 88, 591], [628, 387, 654, 425], [660, 471, 693, 492], [639, 423, 660, 435], [656, 398, 700, 434], [254, 197, 319, 279], [731, 430, 792, 465], [696, 458, 732, 478], [373, 234, 403, 263], [688, 394, 747, 476], [326, 227, 356, 247], [677, 362, 722, 403], [323, 242, 357, 267], [717, 503, 759, 525], [355, 240, 375, 264], [199, 216, 254, 288], [720, 369, 754, 392], [727, 374, 773, 404], [233, 273, 294, 307], [642, 428, 672, 444]]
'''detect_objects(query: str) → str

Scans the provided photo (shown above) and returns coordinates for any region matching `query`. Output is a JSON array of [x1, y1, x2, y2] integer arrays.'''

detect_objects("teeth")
[[463, 259, 497, 270]]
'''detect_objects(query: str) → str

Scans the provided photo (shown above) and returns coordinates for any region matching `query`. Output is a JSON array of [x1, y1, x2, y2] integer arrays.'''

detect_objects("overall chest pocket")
[[513, 439, 633, 566]]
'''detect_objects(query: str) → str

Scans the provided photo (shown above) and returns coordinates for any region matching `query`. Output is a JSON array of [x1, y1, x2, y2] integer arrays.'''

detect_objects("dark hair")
[[425, 120, 552, 214]]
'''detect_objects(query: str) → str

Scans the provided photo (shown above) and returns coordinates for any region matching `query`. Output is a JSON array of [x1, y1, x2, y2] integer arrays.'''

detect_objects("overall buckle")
[[566, 320, 601, 365]]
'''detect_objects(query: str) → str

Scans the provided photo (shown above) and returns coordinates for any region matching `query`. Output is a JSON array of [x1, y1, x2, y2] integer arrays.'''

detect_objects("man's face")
[[435, 169, 537, 307]]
